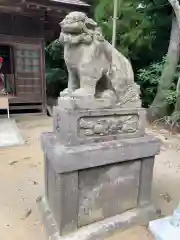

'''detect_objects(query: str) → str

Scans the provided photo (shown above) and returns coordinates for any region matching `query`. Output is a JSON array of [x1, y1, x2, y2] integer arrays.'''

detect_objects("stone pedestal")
[[38, 97, 161, 240]]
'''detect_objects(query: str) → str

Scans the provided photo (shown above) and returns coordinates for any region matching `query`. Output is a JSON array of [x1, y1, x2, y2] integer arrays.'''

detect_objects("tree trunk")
[[168, 0, 180, 121], [174, 77, 180, 111], [149, 15, 180, 119], [168, 0, 180, 27]]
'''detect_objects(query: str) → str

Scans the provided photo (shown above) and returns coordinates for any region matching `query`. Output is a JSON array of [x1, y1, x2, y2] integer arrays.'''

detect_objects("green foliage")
[[137, 57, 180, 109], [95, 0, 154, 59], [170, 111, 180, 123], [46, 68, 67, 97], [45, 40, 67, 97], [137, 59, 164, 107], [93, 0, 180, 120], [164, 90, 177, 106], [94, 0, 171, 70]]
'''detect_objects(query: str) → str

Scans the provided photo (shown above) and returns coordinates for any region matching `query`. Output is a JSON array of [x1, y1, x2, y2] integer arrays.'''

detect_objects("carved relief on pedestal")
[[78, 114, 139, 137]]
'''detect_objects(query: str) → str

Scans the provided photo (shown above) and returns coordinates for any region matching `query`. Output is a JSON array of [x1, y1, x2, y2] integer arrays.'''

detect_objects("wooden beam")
[[0, 0, 89, 16], [0, 0, 23, 5], [26, 0, 89, 11], [0, 5, 22, 13]]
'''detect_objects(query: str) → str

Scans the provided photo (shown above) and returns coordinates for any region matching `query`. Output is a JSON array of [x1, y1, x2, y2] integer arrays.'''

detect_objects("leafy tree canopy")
[[94, 0, 172, 70], [45, 40, 67, 97]]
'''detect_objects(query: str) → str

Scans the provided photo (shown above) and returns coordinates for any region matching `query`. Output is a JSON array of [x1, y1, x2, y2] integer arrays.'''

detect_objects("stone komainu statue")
[[59, 12, 141, 108]]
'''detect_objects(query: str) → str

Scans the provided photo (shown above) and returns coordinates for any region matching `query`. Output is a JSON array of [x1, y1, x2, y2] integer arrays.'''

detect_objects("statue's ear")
[[85, 18, 97, 28]]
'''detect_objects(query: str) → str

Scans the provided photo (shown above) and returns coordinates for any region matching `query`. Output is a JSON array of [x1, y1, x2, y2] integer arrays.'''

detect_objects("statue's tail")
[[104, 41, 134, 86], [103, 41, 141, 107]]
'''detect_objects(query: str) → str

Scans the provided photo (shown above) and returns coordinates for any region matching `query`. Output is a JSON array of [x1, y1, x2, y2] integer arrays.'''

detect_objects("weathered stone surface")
[[59, 11, 141, 109], [138, 157, 155, 207], [58, 96, 116, 110], [53, 106, 146, 146], [78, 115, 139, 137], [41, 133, 160, 174], [78, 161, 141, 227], [40, 109, 160, 238], [38, 196, 156, 240], [40, 132, 160, 236]]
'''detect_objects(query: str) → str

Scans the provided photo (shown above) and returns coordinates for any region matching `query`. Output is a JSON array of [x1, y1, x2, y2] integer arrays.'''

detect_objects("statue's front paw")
[[72, 88, 94, 98], [60, 88, 73, 97]]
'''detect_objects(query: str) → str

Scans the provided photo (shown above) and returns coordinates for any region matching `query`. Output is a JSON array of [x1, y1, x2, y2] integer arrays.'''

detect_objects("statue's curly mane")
[[59, 12, 104, 45]]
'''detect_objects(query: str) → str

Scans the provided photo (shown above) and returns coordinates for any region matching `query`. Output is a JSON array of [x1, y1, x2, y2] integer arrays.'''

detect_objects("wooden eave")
[[0, 0, 89, 15]]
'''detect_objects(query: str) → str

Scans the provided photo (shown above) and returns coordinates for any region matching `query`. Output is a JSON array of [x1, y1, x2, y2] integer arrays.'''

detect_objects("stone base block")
[[58, 96, 116, 110], [38, 196, 156, 240], [149, 216, 180, 240], [53, 105, 146, 146], [40, 133, 160, 237]]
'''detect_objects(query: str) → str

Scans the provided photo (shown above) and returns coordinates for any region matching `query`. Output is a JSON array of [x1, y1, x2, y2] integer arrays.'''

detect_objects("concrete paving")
[[0, 119, 24, 147]]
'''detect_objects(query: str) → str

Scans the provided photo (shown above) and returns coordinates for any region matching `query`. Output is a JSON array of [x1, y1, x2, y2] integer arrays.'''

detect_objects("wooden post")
[[0, 96, 10, 118], [112, 0, 118, 49]]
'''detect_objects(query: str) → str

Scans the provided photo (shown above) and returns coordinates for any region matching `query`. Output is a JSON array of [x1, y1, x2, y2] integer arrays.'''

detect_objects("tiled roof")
[[51, 0, 89, 6]]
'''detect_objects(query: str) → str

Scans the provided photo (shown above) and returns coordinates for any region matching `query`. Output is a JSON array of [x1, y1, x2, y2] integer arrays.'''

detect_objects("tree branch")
[[168, 0, 180, 28]]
